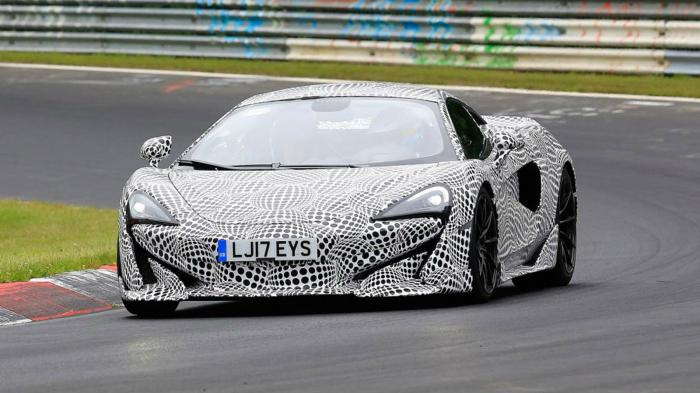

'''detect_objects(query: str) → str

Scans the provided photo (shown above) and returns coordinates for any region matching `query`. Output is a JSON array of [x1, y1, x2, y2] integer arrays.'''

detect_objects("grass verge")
[[1, 51, 699, 98], [0, 199, 117, 283]]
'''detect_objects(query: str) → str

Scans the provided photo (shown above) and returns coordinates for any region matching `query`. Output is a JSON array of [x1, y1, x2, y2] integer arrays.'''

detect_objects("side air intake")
[[517, 162, 541, 212]]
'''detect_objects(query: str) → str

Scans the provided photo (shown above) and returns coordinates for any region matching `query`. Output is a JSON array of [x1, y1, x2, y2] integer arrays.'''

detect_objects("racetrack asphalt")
[[1, 67, 699, 393]]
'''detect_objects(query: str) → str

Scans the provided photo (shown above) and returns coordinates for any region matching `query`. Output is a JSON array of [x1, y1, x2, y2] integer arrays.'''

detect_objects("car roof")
[[237, 82, 443, 107]]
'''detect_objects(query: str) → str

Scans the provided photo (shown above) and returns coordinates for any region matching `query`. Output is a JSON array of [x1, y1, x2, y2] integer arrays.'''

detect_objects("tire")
[[513, 169, 577, 290], [116, 242, 123, 280], [122, 299, 179, 317], [468, 186, 500, 302]]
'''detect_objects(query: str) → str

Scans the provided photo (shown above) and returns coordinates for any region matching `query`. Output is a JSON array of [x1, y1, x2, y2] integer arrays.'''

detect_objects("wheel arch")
[[481, 180, 495, 199], [563, 161, 576, 193]]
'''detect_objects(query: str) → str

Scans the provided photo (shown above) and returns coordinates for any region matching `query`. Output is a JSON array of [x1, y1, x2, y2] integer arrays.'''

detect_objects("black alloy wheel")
[[550, 169, 577, 284], [468, 187, 500, 302]]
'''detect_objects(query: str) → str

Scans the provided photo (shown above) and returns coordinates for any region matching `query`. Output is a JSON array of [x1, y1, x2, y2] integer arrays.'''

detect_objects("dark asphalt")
[[1, 67, 699, 393]]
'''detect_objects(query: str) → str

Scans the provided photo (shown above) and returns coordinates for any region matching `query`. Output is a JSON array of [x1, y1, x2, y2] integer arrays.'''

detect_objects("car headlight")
[[373, 184, 452, 221], [127, 191, 178, 226]]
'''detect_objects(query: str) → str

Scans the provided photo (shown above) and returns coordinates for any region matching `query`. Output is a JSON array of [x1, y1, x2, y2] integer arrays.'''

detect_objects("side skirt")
[[500, 226, 559, 282]]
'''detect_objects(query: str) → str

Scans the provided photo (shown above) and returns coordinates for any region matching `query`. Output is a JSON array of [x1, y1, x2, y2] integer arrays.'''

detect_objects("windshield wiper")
[[177, 159, 239, 171], [276, 163, 363, 169], [178, 160, 362, 171]]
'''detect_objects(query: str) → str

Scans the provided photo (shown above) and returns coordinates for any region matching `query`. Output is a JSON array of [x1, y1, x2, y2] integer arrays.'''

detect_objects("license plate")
[[216, 238, 317, 263]]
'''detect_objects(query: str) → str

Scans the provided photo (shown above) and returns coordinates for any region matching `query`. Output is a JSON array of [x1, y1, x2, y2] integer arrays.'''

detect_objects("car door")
[[489, 125, 546, 269], [445, 97, 544, 268]]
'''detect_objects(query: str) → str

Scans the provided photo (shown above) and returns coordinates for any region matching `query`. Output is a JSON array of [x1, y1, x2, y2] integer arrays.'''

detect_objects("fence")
[[1, 1, 699, 74]]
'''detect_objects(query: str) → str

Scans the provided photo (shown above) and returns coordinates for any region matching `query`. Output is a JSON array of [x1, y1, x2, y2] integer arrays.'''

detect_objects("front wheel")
[[468, 187, 500, 302], [122, 299, 179, 317]]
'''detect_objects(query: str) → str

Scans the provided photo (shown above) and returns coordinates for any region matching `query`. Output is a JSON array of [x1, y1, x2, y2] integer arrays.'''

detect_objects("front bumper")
[[119, 216, 460, 301]]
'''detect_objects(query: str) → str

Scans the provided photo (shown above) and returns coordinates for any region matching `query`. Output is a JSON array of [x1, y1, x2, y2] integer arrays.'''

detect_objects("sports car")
[[118, 82, 577, 316]]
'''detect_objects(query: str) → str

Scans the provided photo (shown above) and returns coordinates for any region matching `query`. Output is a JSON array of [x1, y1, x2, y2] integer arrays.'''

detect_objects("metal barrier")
[[1, 1, 699, 74], [8, 1, 700, 19]]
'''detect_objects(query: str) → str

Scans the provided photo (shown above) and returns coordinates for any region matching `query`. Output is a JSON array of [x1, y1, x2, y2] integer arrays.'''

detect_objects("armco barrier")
[[0, 1, 699, 75], [10, 1, 700, 19], [666, 49, 700, 74], [287, 38, 670, 74], [0, 32, 289, 59], [0, 31, 674, 74], [3, 6, 700, 49]]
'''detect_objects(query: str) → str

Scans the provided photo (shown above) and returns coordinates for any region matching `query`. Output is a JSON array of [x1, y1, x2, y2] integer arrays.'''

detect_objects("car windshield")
[[183, 97, 457, 167]]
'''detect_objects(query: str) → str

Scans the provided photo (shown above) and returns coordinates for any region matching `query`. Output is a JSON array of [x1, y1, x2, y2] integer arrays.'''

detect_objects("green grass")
[[0, 199, 117, 283], [1, 51, 699, 98]]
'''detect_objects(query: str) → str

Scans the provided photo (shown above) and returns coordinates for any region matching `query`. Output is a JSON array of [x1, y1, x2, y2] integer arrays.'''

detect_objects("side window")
[[446, 98, 484, 159], [465, 104, 487, 126]]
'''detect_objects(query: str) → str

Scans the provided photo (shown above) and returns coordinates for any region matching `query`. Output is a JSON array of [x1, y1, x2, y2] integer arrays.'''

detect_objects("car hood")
[[168, 164, 455, 224]]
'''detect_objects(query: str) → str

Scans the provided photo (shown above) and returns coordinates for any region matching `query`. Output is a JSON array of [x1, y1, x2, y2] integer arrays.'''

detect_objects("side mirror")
[[490, 130, 524, 151], [140, 135, 172, 168]]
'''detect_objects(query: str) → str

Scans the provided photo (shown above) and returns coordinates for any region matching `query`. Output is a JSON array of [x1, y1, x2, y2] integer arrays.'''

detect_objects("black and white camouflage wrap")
[[118, 83, 574, 301], [139, 135, 172, 168]]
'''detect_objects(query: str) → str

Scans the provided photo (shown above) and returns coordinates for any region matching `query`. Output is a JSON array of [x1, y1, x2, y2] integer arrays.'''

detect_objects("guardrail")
[[3, 6, 700, 49], [8, 1, 700, 19], [1, 1, 699, 75]]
